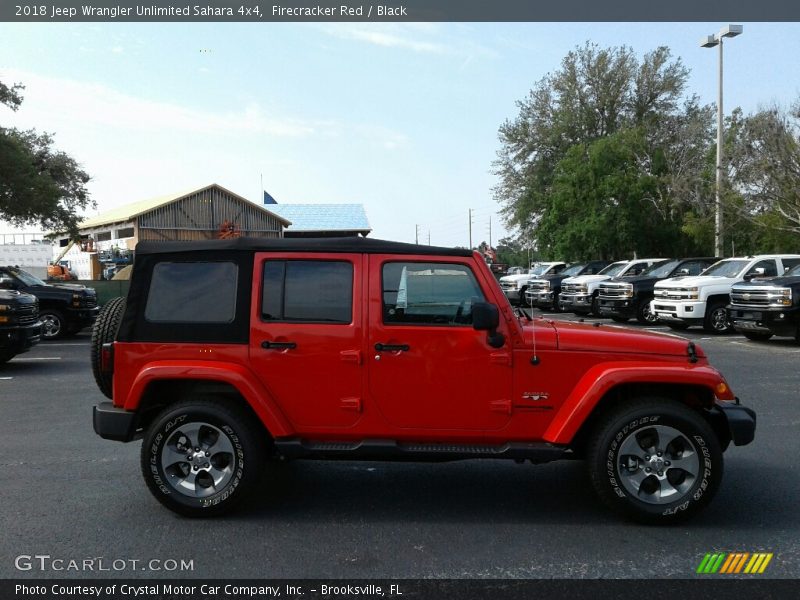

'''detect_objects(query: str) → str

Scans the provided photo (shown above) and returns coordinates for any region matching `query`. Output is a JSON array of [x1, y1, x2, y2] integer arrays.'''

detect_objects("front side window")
[[382, 262, 485, 326], [261, 260, 353, 323], [145, 262, 238, 323]]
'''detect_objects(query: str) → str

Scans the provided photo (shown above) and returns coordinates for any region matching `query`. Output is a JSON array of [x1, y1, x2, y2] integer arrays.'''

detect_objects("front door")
[[367, 256, 512, 432], [249, 253, 363, 430]]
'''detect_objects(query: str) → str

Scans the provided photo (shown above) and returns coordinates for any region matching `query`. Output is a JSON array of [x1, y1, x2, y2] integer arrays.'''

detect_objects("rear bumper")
[[713, 401, 757, 447], [93, 402, 138, 442]]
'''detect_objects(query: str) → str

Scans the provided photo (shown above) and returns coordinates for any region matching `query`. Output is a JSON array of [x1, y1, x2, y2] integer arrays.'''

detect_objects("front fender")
[[122, 360, 293, 437], [542, 361, 733, 445]]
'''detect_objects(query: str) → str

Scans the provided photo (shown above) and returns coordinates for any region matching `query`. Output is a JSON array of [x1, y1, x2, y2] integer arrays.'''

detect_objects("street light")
[[700, 24, 743, 258]]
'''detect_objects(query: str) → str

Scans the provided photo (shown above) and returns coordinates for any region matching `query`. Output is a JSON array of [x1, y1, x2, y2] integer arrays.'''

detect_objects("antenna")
[[530, 310, 540, 366]]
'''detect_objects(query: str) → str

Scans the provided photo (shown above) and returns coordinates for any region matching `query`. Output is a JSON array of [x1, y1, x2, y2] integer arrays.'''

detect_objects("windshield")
[[701, 260, 749, 278], [642, 260, 681, 278], [528, 264, 550, 276], [561, 263, 586, 277], [598, 262, 628, 277], [7, 267, 46, 287]]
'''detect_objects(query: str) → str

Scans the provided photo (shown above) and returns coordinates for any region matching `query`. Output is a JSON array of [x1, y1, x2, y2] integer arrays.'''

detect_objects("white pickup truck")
[[498, 262, 566, 305], [651, 255, 800, 333], [559, 258, 666, 315]]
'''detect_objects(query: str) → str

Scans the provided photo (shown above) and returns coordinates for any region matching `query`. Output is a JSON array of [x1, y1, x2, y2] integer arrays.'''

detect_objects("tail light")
[[101, 342, 115, 373]]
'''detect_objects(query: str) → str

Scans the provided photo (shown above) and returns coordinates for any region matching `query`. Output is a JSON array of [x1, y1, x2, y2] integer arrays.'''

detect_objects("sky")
[[1, 22, 800, 248]]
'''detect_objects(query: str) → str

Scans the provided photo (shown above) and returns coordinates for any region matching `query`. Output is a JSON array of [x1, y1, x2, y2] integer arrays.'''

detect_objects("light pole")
[[701, 24, 743, 258]]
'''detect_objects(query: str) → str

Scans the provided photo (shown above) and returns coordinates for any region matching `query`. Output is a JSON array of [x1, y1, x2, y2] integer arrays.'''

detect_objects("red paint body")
[[111, 251, 735, 445]]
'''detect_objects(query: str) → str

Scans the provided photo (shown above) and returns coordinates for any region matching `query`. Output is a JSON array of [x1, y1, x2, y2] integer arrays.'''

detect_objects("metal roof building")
[[265, 203, 372, 238], [72, 184, 289, 250]]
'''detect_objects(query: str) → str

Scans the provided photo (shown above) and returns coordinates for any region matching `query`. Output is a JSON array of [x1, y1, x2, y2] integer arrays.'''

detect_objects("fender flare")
[[542, 361, 733, 444], [122, 360, 293, 437]]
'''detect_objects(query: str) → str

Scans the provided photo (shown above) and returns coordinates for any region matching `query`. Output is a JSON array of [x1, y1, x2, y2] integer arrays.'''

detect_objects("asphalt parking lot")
[[1, 317, 798, 579]]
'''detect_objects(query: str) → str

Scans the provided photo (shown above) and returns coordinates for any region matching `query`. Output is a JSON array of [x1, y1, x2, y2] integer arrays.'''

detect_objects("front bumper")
[[0, 320, 42, 355], [713, 401, 757, 447], [526, 290, 554, 306], [559, 293, 593, 313], [651, 299, 706, 325], [502, 288, 522, 303], [729, 306, 799, 337], [93, 402, 138, 442], [597, 297, 636, 319], [66, 306, 100, 330]]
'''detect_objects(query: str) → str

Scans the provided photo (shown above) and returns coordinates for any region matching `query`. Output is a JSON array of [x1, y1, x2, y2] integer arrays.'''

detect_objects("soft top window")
[[145, 261, 238, 323]]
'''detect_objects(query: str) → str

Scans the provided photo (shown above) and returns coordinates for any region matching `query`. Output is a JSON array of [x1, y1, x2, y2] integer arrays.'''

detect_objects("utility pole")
[[488, 216, 492, 248], [427, 230, 431, 245], [415, 224, 420, 245], [468, 209, 473, 249]]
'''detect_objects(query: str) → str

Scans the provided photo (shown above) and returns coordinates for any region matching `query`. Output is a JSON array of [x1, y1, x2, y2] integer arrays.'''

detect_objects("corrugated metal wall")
[[136, 187, 283, 241]]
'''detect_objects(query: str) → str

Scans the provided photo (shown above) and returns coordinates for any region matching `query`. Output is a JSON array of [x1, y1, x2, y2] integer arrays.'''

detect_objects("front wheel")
[[704, 301, 732, 334], [636, 299, 658, 324], [39, 309, 66, 340], [587, 398, 723, 524], [140, 399, 266, 517]]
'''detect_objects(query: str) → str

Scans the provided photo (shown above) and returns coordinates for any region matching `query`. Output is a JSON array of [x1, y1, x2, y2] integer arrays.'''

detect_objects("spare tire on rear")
[[91, 297, 126, 399]]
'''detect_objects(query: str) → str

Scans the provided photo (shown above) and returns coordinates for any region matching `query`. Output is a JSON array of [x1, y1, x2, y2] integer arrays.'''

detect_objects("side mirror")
[[677, 268, 690, 276], [472, 302, 505, 348]]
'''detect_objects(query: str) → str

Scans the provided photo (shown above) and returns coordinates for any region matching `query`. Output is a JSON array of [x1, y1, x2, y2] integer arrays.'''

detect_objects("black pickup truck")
[[524, 260, 610, 311], [597, 257, 717, 324], [0, 266, 98, 340], [728, 263, 800, 342], [0, 289, 41, 363]]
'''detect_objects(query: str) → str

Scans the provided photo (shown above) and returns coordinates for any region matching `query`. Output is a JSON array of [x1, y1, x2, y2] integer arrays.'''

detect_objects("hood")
[[29, 282, 95, 294], [499, 273, 530, 284], [552, 320, 704, 358], [606, 275, 658, 287], [0, 289, 37, 304], [655, 275, 736, 288], [733, 275, 800, 288]]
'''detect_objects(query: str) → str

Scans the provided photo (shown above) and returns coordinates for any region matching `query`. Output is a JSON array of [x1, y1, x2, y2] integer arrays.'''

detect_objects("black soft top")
[[135, 237, 474, 257]]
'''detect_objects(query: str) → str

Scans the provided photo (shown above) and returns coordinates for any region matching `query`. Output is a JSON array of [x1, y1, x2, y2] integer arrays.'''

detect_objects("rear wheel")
[[587, 398, 723, 524], [140, 399, 266, 517], [742, 331, 773, 342], [703, 301, 732, 334], [91, 297, 126, 399]]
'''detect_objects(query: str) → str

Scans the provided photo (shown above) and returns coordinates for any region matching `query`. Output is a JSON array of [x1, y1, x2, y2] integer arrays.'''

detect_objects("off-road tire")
[[742, 331, 773, 342], [140, 399, 265, 517], [587, 398, 723, 524], [90, 297, 126, 399], [39, 309, 66, 340], [703, 301, 732, 334]]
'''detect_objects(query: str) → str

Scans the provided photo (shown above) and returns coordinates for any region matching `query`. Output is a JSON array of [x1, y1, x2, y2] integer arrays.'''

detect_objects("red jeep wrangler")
[[91, 238, 755, 522]]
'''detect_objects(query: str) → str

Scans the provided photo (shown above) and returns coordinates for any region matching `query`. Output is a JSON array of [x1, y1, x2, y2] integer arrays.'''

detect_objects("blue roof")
[[266, 204, 371, 233]]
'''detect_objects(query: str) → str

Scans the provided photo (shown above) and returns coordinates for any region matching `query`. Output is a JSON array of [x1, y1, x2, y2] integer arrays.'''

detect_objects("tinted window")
[[678, 261, 712, 276], [746, 260, 778, 277], [261, 260, 353, 323], [382, 262, 485, 326], [782, 258, 800, 272], [145, 262, 237, 323]]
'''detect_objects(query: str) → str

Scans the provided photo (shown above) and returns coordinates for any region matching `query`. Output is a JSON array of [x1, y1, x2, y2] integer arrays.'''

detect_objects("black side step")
[[273, 438, 567, 464]]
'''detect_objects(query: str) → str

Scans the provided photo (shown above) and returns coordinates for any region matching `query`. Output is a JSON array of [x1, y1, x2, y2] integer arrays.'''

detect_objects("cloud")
[[315, 24, 448, 54], [111, 46, 124, 54]]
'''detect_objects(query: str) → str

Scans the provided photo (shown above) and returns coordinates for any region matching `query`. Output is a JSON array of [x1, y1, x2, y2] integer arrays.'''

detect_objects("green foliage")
[[0, 79, 92, 238]]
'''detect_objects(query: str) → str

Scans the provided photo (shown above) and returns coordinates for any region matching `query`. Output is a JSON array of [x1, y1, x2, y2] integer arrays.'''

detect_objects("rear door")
[[366, 256, 513, 432], [249, 253, 364, 430]]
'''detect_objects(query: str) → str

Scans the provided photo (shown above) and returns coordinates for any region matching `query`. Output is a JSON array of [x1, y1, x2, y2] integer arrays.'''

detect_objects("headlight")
[[72, 293, 83, 307], [622, 283, 634, 298], [0, 304, 9, 311], [767, 288, 792, 306], [686, 287, 699, 300], [577, 284, 589, 293]]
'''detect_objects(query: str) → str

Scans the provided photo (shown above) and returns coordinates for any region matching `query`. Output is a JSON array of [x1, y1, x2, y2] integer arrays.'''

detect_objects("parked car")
[[560, 259, 667, 316], [598, 258, 718, 324], [91, 237, 754, 523], [499, 262, 567, 305], [728, 262, 800, 342], [0, 266, 99, 339], [0, 288, 41, 363], [525, 260, 610, 311], [651, 255, 800, 333]]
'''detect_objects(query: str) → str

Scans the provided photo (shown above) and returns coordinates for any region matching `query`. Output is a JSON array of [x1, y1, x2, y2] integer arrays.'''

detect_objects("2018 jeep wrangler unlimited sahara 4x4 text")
[[91, 238, 755, 523]]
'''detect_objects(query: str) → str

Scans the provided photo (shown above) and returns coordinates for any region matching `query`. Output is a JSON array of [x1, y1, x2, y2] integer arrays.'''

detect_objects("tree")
[[493, 43, 715, 258], [727, 103, 800, 243], [0, 79, 92, 237]]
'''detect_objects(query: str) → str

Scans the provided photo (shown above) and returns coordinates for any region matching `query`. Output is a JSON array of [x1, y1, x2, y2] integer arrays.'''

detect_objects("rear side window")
[[382, 262, 485, 326], [145, 262, 238, 323], [261, 260, 353, 324], [782, 258, 800, 272]]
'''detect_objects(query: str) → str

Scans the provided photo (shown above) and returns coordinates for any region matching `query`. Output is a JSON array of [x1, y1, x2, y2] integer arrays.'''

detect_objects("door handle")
[[374, 343, 410, 352], [261, 341, 297, 350]]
